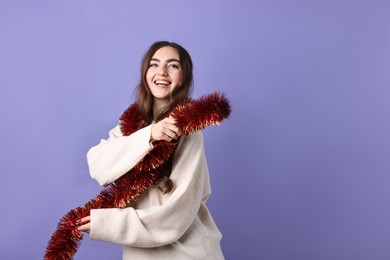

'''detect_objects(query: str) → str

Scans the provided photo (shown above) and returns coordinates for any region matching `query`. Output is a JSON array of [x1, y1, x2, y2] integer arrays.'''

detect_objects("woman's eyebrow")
[[166, 58, 180, 63], [151, 58, 180, 63]]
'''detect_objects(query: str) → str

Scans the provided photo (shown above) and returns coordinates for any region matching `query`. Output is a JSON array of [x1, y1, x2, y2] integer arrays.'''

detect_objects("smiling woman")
[[80, 42, 227, 260]]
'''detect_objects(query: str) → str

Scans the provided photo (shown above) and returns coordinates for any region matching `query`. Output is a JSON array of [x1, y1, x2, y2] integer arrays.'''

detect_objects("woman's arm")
[[87, 124, 154, 186], [89, 131, 211, 247]]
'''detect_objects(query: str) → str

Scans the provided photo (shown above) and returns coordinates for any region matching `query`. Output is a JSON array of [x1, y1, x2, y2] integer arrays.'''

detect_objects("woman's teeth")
[[155, 80, 170, 86]]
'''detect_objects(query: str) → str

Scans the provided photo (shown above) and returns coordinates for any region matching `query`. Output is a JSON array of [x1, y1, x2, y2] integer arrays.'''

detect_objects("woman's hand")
[[77, 216, 91, 233], [151, 116, 181, 142]]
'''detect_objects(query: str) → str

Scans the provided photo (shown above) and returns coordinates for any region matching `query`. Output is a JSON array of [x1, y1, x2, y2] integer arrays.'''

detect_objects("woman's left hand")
[[77, 216, 91, 233]]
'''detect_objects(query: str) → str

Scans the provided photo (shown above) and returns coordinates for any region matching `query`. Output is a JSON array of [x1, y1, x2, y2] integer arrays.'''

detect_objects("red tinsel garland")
[[44, 92, 231, 259]]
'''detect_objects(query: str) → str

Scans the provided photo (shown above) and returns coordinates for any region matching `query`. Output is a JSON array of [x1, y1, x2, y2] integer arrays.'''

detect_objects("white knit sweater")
[[87, 124, 224, 260]]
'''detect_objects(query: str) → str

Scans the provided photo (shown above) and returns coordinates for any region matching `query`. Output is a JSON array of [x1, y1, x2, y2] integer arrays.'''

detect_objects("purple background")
[[1, 1, 389, 259]]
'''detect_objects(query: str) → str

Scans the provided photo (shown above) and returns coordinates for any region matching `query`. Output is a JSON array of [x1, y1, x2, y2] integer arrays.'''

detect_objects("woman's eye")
[[149, 63, 158, 68], [169, 64, 179, 69]]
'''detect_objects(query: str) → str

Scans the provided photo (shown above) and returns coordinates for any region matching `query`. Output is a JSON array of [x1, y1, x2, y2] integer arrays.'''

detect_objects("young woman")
[[77, 41, 225, 259]]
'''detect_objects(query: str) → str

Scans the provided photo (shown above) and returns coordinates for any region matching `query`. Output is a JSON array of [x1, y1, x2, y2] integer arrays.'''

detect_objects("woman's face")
[[146, 46, 183, 103]]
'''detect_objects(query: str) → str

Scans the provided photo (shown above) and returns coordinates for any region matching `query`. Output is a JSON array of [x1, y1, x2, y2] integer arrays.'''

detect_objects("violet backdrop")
[[1, 1, 389, 259]]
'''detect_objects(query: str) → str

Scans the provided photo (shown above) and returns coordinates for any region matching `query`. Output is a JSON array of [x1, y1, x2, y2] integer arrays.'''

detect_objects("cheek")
[[176, 72, 183, 85], [145, 72, 154, 89], [146, 76, 155, 88], [145, 70, 152, 81]]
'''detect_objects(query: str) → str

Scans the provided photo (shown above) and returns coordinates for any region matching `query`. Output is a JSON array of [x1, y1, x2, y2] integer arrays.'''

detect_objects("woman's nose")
[[157, 65, 168, 76]]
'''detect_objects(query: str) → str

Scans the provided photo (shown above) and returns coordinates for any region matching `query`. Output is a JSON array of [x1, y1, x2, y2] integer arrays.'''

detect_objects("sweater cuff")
[[89, 208, 131, 243]]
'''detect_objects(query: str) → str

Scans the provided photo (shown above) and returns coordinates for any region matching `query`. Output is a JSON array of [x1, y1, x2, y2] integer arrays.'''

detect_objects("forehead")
[[152, 46, 180, 60]]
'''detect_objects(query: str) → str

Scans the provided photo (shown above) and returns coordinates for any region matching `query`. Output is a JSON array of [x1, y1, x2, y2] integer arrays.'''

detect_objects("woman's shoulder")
[[185, 130, 204, 142], [177, 130, 204, 151]]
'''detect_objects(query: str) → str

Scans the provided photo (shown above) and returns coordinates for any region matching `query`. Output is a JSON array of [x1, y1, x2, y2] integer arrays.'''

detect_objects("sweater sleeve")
[[87, 124, 154, 186], [89, 131, 210, 248]]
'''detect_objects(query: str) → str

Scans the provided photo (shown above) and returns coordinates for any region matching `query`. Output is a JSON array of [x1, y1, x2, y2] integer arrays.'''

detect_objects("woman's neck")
[[153, 98, 169, 120]]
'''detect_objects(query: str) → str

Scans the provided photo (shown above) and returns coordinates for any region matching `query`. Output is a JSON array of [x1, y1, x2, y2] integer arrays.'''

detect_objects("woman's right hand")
[[77, 216, 91, 233], [151, 116, 181, 142]]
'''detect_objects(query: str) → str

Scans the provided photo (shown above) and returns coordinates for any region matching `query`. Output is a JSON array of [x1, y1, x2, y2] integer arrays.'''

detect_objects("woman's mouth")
[[154, 80, 171, 86]]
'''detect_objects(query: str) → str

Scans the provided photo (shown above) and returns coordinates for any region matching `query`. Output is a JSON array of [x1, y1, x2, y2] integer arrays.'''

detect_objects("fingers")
[[166, 116, 176, 124], [77, 222, 90, 233], [165, 117, 181, 138], [78, 216, 90, 224], [151, 117, 181, 142], [164, 117, 179, 133], [159, 128, 176, 142], [164, 126, 178, 140], [77, 216, 91, 233]]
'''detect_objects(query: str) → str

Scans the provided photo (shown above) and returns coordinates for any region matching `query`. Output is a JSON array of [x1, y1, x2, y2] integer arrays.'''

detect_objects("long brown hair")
[[136, 41, 194, 124], [136, 41, 194, 193]]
